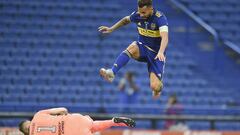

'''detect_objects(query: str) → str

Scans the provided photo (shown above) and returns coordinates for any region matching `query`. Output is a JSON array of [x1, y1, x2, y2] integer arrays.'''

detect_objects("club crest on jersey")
[[155, 11, 162, 17], [151, 23, 156, 30]]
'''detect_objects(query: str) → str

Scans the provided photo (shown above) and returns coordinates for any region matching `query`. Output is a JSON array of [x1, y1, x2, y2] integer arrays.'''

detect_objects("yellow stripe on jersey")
[[137, 27, 160, 38]]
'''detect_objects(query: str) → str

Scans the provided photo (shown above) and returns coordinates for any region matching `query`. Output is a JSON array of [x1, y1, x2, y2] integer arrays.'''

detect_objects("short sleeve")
[[129, 11, 138, 23], [157, 13, 168, 27]]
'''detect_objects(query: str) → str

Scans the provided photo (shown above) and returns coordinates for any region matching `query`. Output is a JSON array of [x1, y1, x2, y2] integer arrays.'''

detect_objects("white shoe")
[[99, 68, 115, 83]]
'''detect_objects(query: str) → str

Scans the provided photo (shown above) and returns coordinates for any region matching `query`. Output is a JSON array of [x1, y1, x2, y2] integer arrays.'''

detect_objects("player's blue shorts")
[[136, 41, 165, 80]]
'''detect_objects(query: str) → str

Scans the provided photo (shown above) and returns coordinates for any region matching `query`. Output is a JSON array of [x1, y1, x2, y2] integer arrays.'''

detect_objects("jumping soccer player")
[[98, 0, 169, 98], [19, 107, 135, 135]]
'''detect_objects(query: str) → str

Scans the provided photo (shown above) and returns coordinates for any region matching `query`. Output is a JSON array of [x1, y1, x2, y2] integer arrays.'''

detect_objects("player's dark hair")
[[19, 120, 28, 135], [138, 0, 152, 8]]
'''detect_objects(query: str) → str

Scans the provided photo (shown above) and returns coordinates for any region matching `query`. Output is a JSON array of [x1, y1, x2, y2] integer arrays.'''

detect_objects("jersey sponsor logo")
[[155, 11, 162, 17], [137, 27, 160, 38]]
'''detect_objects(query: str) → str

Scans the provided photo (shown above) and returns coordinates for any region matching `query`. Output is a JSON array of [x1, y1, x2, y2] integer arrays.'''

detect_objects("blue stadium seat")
[[215, 122, 240, 130], [135, 120, 151, 129], [0, 118, 25, 127], [180, 0, 240, 46], [186, 121, 210, 130]]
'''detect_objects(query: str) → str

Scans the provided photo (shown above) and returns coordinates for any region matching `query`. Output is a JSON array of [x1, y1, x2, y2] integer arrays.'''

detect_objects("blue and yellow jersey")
[[130, 9, 168, 52]]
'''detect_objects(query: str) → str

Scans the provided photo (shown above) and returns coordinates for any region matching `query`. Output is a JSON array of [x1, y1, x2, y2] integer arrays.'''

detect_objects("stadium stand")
[[178, 0, 240, 46]]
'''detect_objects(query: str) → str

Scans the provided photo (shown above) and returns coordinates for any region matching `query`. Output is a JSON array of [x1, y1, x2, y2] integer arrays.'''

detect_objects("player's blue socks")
[[111, 50, 131, 75]]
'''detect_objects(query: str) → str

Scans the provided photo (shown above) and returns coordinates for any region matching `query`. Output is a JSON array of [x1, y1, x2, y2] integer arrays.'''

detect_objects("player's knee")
[[150, 83, 158, 91], [127, 42, 139, 59], [150, 81, 163, 92]]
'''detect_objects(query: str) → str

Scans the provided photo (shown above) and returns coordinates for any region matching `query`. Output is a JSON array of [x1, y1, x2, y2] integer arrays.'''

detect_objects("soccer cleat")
[[113, 117, 136, 128], [99, 68, 115, 82]]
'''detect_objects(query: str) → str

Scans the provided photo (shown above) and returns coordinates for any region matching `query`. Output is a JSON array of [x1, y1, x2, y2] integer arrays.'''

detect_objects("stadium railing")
[[169, 0, 240, 60]]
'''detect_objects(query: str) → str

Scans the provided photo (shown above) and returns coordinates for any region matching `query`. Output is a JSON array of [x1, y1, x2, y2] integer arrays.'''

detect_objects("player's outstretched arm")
[[98, 16, 131, 34], [37, 107, 68, 115]]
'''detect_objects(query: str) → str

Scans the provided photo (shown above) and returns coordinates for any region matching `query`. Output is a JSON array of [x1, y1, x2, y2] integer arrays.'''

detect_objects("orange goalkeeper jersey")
[[29, 110, 94, 135]]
